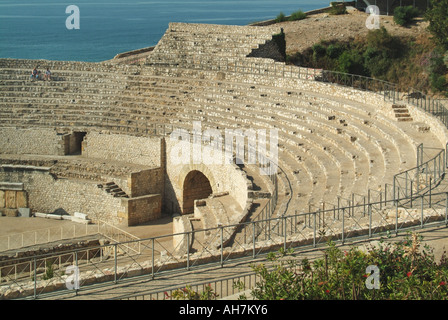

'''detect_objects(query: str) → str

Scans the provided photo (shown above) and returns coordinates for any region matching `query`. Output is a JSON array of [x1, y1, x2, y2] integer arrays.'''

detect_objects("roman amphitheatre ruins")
[[1, 7, 448, 299]]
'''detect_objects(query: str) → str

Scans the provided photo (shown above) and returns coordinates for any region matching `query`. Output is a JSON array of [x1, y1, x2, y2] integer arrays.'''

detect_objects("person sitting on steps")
[[44, 68, 51, 81], [30, 66, 39, 81]]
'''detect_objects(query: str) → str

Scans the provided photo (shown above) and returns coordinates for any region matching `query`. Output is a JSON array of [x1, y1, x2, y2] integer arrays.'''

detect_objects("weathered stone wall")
[[0, 128, 65, 156], [129, 167, 164, 198], [165, 138, 251, 217], [0, 189, 28, 217], [82, 132, 162, 167], [121, 194, 162, 226], [0, 168, 125, 224]]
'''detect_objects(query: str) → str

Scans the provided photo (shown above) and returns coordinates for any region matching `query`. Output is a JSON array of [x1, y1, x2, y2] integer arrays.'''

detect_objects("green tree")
[[337, 50, 365, 75], [394, 6, 420, 26], [425, 0, 448, 49]]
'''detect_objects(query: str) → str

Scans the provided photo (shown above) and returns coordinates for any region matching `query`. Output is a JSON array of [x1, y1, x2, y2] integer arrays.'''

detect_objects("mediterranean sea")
[[0, 0, 330, 62]]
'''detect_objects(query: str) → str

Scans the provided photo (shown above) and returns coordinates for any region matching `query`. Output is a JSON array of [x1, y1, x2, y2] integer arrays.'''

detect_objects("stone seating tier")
[[0, 60, 444, 217]]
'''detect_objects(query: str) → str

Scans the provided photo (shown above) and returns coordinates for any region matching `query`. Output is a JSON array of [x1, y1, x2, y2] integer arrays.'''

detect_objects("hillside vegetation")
[[282, 4, 448, 97]]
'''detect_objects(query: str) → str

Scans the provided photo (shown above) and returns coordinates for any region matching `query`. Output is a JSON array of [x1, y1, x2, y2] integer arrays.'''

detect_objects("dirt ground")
[[280, 7, 430, 55], [0, 215, 173, 243]]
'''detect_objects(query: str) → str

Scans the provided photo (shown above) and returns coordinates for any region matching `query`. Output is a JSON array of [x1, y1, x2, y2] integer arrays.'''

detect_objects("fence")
[[1, 186, 446, 300], [0, 220, 140, 254], [117, 271, 259, 300], [0, 223, 99, 252]]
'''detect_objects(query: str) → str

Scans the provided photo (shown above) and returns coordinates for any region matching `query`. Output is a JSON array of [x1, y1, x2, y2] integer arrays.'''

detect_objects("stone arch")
[[182, 170, 213, 214], [177, 164, 218, 215]]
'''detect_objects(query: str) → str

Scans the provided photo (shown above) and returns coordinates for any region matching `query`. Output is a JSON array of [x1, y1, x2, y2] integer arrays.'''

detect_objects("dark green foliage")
[[431, 73, 447, 92], [249, 233, 448, 300], [329, 2, 347, 15], [273, 31, 286, 60], [275, 12, 287, 23], [312, 43, 326, 61], [425, 0, 448, 49], [337, 50, 366, 75], [428, 48, 448, 92], [394, 6, 420, 26], [326, 44, 344, 59], [362, 27, 403, 78], [289, 10, 307, 21]]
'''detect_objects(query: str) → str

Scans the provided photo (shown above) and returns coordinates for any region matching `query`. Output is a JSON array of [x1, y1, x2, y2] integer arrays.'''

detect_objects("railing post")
[[152, 238, 155, 279], [445, 193, 448, 227], [313, 212, 316, 248], [252, 222, 256, 259], [186, 232, 190, 271], [283, 217, 287, 251], [368, 204, 372, 238], [342, 208, 345, 245], [429, 178, 432, 208], [114, 243, 118, 284], [395, 198, 399, 235], [421, 195, 425, 229], [33, 257, 37, 299], [220, 226, 224, 267]]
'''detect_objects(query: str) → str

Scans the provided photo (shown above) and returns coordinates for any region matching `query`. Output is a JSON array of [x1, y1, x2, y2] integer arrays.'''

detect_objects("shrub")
[[275, 12, 287, 23], [289, 10, 307, 21], [249, 233, 448, 300], [312, 43, 326, 58], [326, 44, 344, 59], [425, 0, 448, 49], [337, 50, 365, 75], [363, 47, 392, 78], [394, 6, 420, 26], [329, 2, 347, 15], [169, 284, 219, 300]]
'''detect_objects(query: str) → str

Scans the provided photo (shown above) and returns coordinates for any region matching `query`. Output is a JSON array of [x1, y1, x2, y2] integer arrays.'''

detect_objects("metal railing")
[[0, 223, 100, 252], [97, 221, 141, 255], [1, 188, 447, 300], [117, 271, 259, 300]]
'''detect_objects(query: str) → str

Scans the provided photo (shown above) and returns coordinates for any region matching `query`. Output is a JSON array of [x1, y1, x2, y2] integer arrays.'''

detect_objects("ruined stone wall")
[[82, 132, 162, 167], [121, 194, 162, 226], [0, 188, 28, 217], [0, 168, 125, 224], [0, 128, 65, 156], [129, 168, 164, 198]]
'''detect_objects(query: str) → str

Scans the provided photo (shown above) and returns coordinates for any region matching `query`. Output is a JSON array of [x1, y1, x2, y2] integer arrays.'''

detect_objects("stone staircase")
[[392, 104, 413, 122], [101, 182, 129, 198]]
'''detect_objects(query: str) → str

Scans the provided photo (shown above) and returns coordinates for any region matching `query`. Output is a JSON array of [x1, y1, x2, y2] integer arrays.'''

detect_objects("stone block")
[[18, 208, 31, 217], [0, 190, 5, 208], [5, 191, 16, 209], [16, 191, 28, 208], [4, 208, 18, 217], [74, 212, 88, 220]]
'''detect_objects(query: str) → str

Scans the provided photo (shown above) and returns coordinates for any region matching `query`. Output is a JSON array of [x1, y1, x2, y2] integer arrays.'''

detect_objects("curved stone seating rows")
[[0, 67, 428, 171], [1, 62, 444, 219]]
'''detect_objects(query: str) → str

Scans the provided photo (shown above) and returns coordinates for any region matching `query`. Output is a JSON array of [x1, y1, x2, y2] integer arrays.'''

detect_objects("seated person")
[[30, 67, 39, 80], [44, 68, 51, 81]]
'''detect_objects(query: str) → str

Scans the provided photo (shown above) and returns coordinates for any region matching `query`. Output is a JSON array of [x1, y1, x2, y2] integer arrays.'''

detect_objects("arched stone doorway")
[[182, 170, 213, 214]]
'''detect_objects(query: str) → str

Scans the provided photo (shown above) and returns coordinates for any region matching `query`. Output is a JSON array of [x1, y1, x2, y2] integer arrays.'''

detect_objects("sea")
[[0, 0, 330, 62]]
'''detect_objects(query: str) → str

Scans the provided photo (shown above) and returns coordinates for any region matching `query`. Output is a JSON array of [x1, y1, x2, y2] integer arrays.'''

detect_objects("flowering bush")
[[249, 233, 448, 300], [168, 284, 218, 300]]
